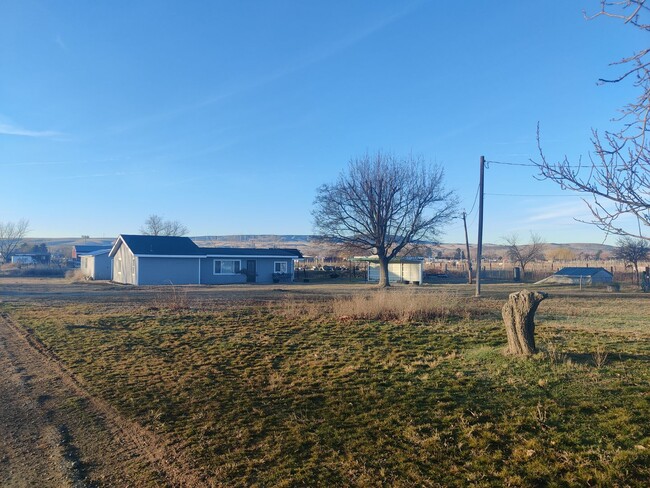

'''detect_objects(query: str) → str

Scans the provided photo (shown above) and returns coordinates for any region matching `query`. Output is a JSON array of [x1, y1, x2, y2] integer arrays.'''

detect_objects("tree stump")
[[501, 289, 548, 356]]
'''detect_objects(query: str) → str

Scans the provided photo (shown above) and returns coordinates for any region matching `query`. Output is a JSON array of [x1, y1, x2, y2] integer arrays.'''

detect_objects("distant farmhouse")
[[10, 252, 51, 265], [108, 234, 302, 285], [539, 267, 613, 285]]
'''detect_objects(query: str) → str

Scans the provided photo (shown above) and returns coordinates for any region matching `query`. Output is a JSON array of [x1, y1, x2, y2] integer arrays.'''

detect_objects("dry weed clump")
[[331, 289, 464, 322], [593, 345, 609, 369], [65, 269, 86, 282], [276, 298, 328, 321], [151, 283, 192, 312]]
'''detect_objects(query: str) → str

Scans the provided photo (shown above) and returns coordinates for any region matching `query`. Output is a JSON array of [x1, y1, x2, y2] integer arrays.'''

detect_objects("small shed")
[[353, 256, 424, 284], [81, 248, 112, 280], [539, 267, 613, 285]]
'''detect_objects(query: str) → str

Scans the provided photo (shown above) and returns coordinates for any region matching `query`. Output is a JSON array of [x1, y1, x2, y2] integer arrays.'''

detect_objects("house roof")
[[83, 248, 111, 257], [199, 247, 303, 258], [74, 245, 112, 255], [114, 234, 204, 256], [553, 267, 612, 277], [110, 235, 303, 259]]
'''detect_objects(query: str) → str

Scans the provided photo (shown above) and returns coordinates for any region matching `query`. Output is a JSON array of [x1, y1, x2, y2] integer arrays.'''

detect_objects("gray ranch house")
[[109, 234, 302, 286]]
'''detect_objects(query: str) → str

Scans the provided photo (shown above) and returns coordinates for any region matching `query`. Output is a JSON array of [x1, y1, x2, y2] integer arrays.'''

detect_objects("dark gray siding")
[[137, 257, 200, 285]]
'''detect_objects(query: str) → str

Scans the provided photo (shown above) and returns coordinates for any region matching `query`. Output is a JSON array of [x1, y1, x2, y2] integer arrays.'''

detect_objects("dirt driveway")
[[0, 276, 378, 486]]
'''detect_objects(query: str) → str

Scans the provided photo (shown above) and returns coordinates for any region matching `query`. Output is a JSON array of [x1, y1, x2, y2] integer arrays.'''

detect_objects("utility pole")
[[462, 212, 473, 284], [475, 155, 485, 297]]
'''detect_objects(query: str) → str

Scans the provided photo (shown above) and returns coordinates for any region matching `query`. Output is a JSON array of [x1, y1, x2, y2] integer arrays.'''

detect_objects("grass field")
[[3, 282, 649, 486]]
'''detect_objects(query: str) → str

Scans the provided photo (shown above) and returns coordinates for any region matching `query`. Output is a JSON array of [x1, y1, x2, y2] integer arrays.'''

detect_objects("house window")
[[117, 257, 122, 275], [274, 261, 288, 274], [214, 259, 241, 274]]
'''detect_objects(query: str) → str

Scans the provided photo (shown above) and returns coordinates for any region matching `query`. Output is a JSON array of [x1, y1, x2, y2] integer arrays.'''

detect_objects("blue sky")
[[0, 1, 645, 243]]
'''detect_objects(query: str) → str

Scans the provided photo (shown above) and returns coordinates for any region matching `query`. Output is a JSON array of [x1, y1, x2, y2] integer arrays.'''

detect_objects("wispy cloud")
[[54, 170, 157, 180], [0, 161, 71, 167], [55, 35, 67, 51], [108, 2, 423, 135], [0, 123, 63, 138], [526, 200, 590, 223]]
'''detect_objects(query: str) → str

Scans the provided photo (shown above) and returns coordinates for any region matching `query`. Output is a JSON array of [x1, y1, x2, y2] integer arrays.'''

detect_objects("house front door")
[[246, 260, 256, 283]]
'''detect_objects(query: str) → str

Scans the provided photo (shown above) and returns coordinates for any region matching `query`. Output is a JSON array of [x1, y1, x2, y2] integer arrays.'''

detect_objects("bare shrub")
[[534, 402, 548, 425], [545, 342, 567, 367], [65, 269, 86, 282], [17, 265, 65, 278], [152, 283, 192, 312], [331, 289, 463, 322], [593, 345, 609, 369]]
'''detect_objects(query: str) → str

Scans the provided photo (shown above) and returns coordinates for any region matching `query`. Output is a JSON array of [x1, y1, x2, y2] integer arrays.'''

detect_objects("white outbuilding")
[[353, 256, 424, 284], [80, 248, 112, 280]]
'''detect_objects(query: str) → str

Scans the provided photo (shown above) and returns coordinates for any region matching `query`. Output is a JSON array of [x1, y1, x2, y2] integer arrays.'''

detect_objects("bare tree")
[[614, 236, 650, 283], [0, 219, 30, 262], [163, 219, 189, 237], [313, 151, 457, 287], [140, 214, 189, 236], [534, 1, 650, 239], [503, 233, 545, 277]]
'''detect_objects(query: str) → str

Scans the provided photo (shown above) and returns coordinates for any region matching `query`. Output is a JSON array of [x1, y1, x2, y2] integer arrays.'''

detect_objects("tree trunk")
[[378, 255, 390, 287], [501, 289, 547, 356]]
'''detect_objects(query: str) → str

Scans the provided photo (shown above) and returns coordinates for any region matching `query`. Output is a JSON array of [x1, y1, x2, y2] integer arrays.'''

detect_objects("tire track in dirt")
[[0, 312, 210, 487]]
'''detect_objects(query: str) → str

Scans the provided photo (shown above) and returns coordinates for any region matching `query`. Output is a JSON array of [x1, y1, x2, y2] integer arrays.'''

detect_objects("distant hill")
[[23, 235, 616, 260]]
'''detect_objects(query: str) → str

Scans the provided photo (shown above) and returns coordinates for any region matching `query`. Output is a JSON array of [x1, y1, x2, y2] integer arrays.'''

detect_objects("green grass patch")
[[4, 286, 650, 486]]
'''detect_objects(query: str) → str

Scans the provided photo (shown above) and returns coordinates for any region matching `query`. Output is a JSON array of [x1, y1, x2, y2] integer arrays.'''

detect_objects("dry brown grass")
[[331, 289, 464, 322], [65, 269, 85, 282], [151, 283, 192, 312], [275, 297, 328, 321]]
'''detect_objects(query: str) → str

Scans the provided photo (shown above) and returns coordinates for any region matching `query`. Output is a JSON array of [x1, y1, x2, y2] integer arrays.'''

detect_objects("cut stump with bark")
[[501, 289, 548, 356]]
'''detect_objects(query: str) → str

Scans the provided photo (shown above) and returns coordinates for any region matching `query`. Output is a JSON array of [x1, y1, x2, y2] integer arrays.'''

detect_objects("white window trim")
[[274, 261, 288, 274], [213, 259, 241, 275]]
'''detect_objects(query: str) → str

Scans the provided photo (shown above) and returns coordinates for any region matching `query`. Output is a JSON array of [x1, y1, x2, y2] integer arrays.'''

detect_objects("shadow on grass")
[[564, 351, 650, 364], [66, 324, 113, 331]]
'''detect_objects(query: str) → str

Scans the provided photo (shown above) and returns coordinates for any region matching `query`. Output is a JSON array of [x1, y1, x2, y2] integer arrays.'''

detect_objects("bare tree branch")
[[140, 214, 189, 236], [313, 151, 457, 286], [503, 232, 545, 276], [0, 219, 30, 262], [614, 236, 650, 283], [534, 1, 650, 239]]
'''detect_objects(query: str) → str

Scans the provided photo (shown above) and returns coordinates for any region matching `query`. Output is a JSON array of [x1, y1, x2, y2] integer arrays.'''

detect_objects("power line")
[[487, 159, 608, 169], [486, 160, 536, 167], [466, 182, 480, 216], [486, 192, 583, 198]]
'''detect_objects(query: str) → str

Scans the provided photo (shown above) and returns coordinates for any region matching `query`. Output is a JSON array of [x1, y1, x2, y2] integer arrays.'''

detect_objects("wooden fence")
[[425, 260, 649, 285]]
